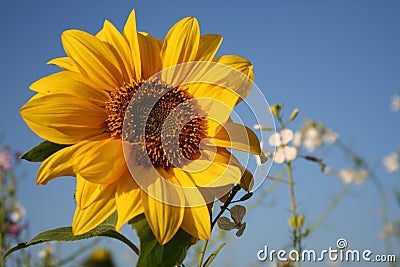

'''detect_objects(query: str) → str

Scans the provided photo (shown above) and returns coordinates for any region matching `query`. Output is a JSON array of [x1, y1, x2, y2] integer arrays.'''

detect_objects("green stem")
[[211, 185, 241, 229], [0, 197, 5, 267], [368, 173, 393, 267], [309, 184, 350, 233], [198, 240, 208, 267], [287, 161, 300, 267], [335, 141, 393, 266], [198, 185, 240, 267], [56, 240, 100, 266]]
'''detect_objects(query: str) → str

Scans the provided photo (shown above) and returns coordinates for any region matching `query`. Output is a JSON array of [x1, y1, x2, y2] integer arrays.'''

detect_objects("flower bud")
[[270, 103, 283, 117], [288, 214, 304, 229], [253, 124, 273, 131], [289, 216, 296, 229], [297, 214, 305, 228], [289, 108, 299, 121]]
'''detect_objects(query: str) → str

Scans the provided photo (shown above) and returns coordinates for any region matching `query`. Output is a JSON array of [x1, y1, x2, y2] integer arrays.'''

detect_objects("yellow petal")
[[123, 9, 141, 82], [72, 183, 117, 235], [187, 83, 239, 107], [78, 139, 126, 184], [62, 29, 123, 89], [205, 122, 262, 155], [195, 34, 222, 62], [96, 20, 133, 82], [20, 94, 107, 144], [161, 17, 200, 68], [47, 57, 79, 72], [181, 205, 211, 240], [186, 83, 238, 135], [115, 171, 144, 231], [137, 32, 162, 80], [142, 175, 185, 245], [215, 149, 254, 191], [171, 168, 209, 206], [75, 174, 104, 209], [185, 159, 242, 187], [30, 71, 109, 103], [36, 141, 96, 185], [212, 55, 254, 103], [213, 55, 254, 81]]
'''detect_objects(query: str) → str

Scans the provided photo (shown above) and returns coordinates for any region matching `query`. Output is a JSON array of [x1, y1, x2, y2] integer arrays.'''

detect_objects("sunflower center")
[[106, 79, 205, 168]]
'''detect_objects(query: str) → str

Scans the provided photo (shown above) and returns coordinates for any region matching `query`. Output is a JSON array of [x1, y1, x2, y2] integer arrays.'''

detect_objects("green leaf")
[[203, 243, 225, 267], [21, 140, 69, 162], [130, 214, 193, 267], [4, 212, 139, 259]]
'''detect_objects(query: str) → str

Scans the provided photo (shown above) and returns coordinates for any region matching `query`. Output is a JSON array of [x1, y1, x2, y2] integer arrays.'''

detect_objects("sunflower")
[[20, 10, 262, 245]]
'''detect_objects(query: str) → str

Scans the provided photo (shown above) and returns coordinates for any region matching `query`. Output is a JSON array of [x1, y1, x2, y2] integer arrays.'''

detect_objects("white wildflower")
[[339, 168, 368, 185], [322, 129, 338, 144], [303, 127, 323, 152], [292, 131, 302, 147], [391, 94, 400, 112], [382, 153, 399, 173], [38, 244, 53, 259], [269, 129, 297, 164], [10, 202, 26, 223]]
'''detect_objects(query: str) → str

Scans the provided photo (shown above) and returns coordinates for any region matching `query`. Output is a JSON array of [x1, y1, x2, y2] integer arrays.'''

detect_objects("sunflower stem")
[[201, 185, 240, 267], [211, 185, 241, 229]]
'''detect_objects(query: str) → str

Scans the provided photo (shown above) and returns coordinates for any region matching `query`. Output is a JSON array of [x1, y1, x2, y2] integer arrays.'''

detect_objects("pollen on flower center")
[[106, 79, 206, 168]]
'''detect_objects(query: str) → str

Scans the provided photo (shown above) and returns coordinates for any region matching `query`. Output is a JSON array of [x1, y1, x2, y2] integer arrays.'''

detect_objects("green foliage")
[[130, 214, 193, 267], [21, 141, 68, 162], [3, 212, 139, 259]]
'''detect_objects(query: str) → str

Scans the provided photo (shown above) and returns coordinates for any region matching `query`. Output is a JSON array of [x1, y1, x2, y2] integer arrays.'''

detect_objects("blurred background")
[[0, 0, 399, 266]]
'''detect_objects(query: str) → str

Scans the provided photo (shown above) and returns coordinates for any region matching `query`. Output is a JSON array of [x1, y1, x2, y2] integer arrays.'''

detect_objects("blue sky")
[[1, 1, 399, 266]]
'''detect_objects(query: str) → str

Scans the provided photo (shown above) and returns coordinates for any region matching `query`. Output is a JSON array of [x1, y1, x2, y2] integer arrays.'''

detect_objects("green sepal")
[[130, 214, 193, 267], [21, 140, 69, 162], [3, 212, 139, 259]]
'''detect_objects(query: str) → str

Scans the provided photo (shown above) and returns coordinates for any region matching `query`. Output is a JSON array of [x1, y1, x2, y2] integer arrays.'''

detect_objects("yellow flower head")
[[20, 10, 261, 245]]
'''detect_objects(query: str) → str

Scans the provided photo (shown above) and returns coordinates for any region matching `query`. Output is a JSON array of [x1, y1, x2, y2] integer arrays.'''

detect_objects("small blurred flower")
[[292, 131, 303, 147], [84, 248, 115, 267], [10, 202, 26, 223], [294, 119, 338, 152], [7, 224, 22, 238], [382, 152, 399, 173], [339, 168, 368, 185], [38, 244, 54, 259], [322, 129, 338, 144], [0, 149, 11, 171], [391, 94, 400, 112], [253, 124, 273, 131], [303, 128, 323, 152], [269, 129, 297, 164]]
